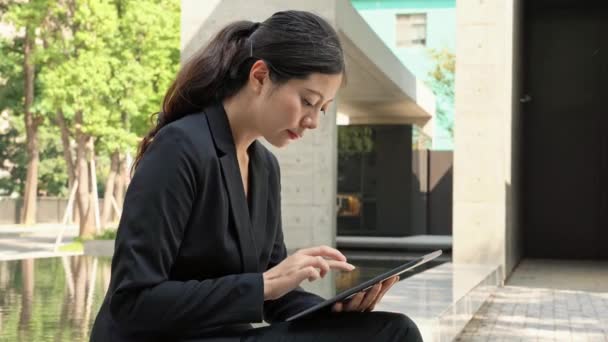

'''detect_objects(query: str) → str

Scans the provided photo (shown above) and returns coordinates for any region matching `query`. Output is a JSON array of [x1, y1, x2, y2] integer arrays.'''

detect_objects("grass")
[[57, 228, 117, 253], [58, 241, 84, 253], [76, 228, 118, 242], [92, 228, 118, 240]]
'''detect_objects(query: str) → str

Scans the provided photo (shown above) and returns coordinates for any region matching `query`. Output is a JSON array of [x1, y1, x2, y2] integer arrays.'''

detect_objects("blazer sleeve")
[[262, 155, 330, 323], [108, 125, 264, 335]]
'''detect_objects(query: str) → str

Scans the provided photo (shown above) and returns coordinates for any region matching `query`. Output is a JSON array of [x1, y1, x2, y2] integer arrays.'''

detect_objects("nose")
[[301, 114, 319, 130]]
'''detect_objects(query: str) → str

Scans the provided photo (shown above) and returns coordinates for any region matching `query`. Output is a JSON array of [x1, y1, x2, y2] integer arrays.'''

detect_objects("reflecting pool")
[[0, 255, 443, 341]]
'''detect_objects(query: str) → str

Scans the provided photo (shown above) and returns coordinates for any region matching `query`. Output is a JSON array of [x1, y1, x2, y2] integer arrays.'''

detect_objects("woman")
[[90, 10, 422, 342]]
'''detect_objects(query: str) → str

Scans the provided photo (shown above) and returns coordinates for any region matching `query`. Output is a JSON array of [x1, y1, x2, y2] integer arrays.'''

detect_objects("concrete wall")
[[0, 197, 117, 226], [0, 198, 70, 224], [453, 0, 523, 278], [181, 0, 338, 297], [506, 0, 524, 278]]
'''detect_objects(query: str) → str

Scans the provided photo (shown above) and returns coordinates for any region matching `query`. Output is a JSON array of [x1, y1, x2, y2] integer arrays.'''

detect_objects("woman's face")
[[254, 70, 343, 148]]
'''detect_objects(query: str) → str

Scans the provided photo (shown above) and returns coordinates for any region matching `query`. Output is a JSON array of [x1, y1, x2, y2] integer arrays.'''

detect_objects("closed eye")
[[302, 97, 326, 115], [302, 98, 314, 107]]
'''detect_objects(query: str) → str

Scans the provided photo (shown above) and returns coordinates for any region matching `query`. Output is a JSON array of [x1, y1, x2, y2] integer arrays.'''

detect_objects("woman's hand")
[[263, 245, 355, 301], [331, 275, 399, 313]]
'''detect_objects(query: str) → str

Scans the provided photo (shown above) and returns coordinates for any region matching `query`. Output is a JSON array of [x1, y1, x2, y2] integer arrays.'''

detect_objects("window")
[[396, 13, 427, 48]]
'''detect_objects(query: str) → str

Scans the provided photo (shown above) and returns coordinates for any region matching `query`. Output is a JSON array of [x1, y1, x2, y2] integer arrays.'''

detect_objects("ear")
[[249, 60, 270, 94]]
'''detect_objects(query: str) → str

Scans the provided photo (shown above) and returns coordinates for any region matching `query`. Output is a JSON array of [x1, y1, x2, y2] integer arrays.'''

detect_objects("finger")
[[358, 283, 382, 311], [296, 255, 354, 275], [297, 245, 347, 262], [295, 266, 321, 283], [373, 276, 399, 306], [308, 267, 321, 282], [344, 291, 366, 312], [296, 255, 331, 278], [326, 259, 356, 272], [332, 302, 343, 313], [367, 284, 390, 312], [312, 255, 331, 278], [384, 275, 399, 288]]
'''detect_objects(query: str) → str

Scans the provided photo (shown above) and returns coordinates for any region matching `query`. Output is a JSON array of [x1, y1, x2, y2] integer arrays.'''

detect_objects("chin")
[[268, 139, 290, 148], [265, 136, 291, 148]]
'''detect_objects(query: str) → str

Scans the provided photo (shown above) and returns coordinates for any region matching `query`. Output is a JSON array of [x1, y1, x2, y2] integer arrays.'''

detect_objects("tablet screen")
[[285, 250, 442, 322]]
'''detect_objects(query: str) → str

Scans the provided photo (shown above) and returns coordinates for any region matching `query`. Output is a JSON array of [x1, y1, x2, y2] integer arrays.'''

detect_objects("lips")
[[287, 130, 300, 140]]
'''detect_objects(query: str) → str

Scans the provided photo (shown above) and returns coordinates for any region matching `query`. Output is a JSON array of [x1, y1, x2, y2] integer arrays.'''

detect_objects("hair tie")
[[249, 22, 261, 57]]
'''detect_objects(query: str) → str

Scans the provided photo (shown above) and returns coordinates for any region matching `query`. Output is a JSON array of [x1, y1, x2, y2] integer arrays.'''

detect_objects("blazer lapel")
[[248, 141, 269, 255], [204, 102, 258, 273]]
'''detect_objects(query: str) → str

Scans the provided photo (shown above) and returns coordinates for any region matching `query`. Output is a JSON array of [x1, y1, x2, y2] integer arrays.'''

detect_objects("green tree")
[[97, 0, 180, 228], [39, 0, 122, 237], [0, 121, 69, 198], [38, 0, 180, 236], [0, 0, 52, 223], [338, 126, 374, 158], [427, 48, 455, 139], [1, 0, 180, 235], [0, 124, 26, 196]]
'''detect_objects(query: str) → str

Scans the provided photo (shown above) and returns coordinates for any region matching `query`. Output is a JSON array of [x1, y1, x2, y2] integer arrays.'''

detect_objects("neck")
[[222, 92, 260, 158]]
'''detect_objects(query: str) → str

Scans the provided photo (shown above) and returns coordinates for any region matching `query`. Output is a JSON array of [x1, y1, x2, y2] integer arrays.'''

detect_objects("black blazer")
[[90, 102, 325, 341]]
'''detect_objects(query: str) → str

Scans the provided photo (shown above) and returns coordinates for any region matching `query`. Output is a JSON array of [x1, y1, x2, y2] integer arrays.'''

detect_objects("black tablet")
[[284, 249, 443, 322]]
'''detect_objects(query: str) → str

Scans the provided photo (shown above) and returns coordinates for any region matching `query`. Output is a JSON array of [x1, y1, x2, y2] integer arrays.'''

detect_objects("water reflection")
[[0, 256, 111, 342], [0, 256, 442, 341]]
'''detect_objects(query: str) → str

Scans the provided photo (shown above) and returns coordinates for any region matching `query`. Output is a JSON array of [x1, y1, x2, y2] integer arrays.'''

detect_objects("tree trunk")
[[72, 256, 87, 323], [56, 110, 75, 185], [75, 111, 95, 238], [18, 259, 34, 339], [21, 29, 39, 225], [114, 153, 127, 219], [101, 151, 119, 228], [56, 110, 80, 224], [114, 111, 131, 218], [89, 137, 100, 232]]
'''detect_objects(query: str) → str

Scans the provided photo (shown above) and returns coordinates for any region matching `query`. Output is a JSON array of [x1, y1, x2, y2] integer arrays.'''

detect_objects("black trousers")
[[189, 311, 423, 342]]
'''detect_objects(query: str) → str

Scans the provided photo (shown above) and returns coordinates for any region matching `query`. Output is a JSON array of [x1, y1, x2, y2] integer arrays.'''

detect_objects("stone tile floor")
[[456, 286, 608, 341], [456, 260, 608, 341]]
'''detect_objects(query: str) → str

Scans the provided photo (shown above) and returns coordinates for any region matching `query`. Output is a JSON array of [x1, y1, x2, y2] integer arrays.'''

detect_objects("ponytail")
[[132, 21, 260, 173], [133, 11, 345, 173]]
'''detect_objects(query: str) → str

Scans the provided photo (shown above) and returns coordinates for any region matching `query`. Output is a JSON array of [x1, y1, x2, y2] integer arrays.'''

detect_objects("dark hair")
[[132, 10, 345, 172]]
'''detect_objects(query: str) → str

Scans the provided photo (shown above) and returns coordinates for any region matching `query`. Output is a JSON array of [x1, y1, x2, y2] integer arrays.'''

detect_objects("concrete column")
[[453, 0, 523, 278]]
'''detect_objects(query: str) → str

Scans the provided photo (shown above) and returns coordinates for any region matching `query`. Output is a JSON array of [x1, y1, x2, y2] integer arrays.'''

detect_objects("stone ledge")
[[375, 262, 502, 341], [83, 240, 115, 257], [337, 234, 453, 251]]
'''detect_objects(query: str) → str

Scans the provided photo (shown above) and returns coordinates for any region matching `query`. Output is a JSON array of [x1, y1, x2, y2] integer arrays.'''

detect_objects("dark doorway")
[[522, 1, 608, 259], [337, 125, 414, 237]]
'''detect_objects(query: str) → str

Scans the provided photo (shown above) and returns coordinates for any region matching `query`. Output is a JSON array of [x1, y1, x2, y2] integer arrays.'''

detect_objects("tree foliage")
[[427, 48, 455, 138], [0, 0, 180, 200]]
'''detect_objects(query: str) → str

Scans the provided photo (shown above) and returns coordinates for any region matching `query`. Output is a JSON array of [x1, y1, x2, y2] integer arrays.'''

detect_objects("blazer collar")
[[204, 100, 269, 172], [204, 101, 269, 273], [204, 101, 236, 157]]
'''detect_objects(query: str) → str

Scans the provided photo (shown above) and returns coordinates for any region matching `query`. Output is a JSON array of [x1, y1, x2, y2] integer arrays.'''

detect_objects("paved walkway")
[[456, 260, 608, 341], [0, 224, 80, 260]]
